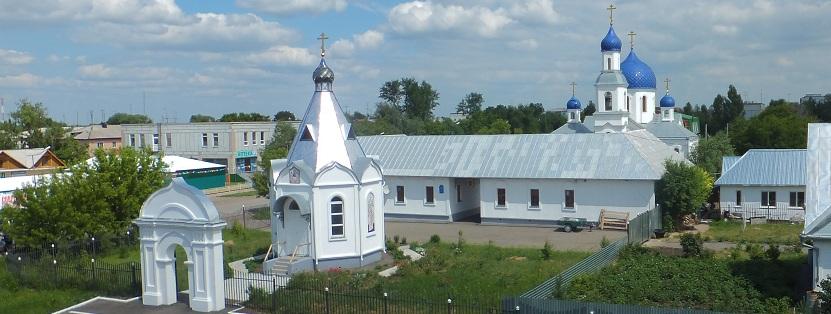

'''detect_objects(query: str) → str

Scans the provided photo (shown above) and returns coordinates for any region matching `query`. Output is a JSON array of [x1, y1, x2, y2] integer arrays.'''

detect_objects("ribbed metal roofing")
[[715, 149, 806, 186], [643, 121, 698, 139], [359, 130, 685, 180]]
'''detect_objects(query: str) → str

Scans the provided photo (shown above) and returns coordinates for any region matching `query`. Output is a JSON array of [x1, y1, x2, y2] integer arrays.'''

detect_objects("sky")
[[0, 0, 829, 125]]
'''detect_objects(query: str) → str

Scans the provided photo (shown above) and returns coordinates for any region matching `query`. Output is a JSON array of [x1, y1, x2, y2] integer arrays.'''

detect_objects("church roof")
[[566, 96, 582, 109], [286, 57, 367, 173], [642, 121, 698, 139], [621, 50, 656, 89], [359, 130, 685, 181], [715, 149, 806, 186], [595, 71, 628, 87], [601, 26, 622, 52], [552, 122, 593, 134], [660, 94, 676, 108]]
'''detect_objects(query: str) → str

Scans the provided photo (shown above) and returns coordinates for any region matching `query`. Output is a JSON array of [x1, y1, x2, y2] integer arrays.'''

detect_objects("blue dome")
[[601, 26, 622, 52], [660, 94, 676, 108], [620, 50, 656, 89], [566, 96, 582, 109]]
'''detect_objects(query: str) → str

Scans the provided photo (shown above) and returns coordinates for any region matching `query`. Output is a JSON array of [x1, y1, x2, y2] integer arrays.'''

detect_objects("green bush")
[[662, 215, 675, 232], [680, 233, 703, 257], [600, 236, 610, 248], [429, 234, 441, 244], [541, 241, 553, 260], [765, 244, 781, 261], [393, 235, 400, 244]]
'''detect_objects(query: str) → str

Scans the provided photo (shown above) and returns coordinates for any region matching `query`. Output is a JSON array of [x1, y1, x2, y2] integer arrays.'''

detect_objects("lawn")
[[565, 245, 806, 313], [0, 259, 97, 314], [285, 240, 590, 309], [704, 220, 802, 244]]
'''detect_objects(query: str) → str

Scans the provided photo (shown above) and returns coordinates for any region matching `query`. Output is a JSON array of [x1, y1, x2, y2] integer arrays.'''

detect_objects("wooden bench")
[[599, 209, 629, 231]]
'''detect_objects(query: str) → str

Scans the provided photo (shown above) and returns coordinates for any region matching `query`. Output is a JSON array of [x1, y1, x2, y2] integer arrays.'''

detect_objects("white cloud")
[[244, 46, 317, 66], [236, 0, 347, 15], [712, 24, 738, 35], [0, 73, 39, 87], [78, 63, 176, 81], [330, 30, 384, 55], [508, 39, 538, 50], [78, 64, 114, 78], [388, 1, 514, 37], [775, 57, 793, 67], [508, 0, 559, 25], [0, 0, 186, 25], [0, 49, 34, 65]]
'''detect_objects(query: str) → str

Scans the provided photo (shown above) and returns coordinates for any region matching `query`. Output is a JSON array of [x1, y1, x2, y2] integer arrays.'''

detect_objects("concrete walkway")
[[378, 245, 423, 277]]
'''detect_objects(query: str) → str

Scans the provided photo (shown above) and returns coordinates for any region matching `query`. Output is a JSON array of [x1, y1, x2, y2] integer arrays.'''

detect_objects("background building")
[[71, 123, 122, 155], [121, 122, 294, 174], [0, 148, 65, 178], [716, 149, 806, 221]]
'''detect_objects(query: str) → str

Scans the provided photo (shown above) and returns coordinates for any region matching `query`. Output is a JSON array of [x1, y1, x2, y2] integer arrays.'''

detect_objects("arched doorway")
[[134, 178, 227, 312]]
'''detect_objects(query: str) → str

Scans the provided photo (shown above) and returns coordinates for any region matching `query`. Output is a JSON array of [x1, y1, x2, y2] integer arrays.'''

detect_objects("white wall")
[[596, 87, 628, 112], [629, 90, 655, 124], [478, 178, 655, 223], [384, 176, 452, 219], [719, 185, 806, 221], [814, 240, 831, 290], [601, 51, 621, 71]]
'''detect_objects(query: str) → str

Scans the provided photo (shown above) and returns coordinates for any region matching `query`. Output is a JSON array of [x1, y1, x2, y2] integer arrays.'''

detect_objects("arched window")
[[604, 92, 612, 111], [626, 96, 630, 111], [330, 197, 344, 237], [570, 112, 576, 120], [288, 200, 299, 210], [606, 58, 611, 70], [642, 96, 647, 113]]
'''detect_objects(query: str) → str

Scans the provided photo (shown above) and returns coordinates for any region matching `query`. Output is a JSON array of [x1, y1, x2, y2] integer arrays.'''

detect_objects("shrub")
[[401, 237, 407, 245], [817, 276, 831, 313], [680, 233, 703, 257], [429, 234, 441, 244], [253, 247, 268, 257], [765, 244, 781, 261], [393, 235, 400, 244], [662, 214, 675, 232], [746, 243, 765, 260], [541, 241, 553, 260], [455, 230, 465, 252], [600, 236, 610, 248]]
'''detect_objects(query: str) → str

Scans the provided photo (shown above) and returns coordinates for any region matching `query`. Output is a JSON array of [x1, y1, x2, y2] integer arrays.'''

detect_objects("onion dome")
[[660, 93, 676, 108], [313, 58, 334, 84], [620, 50, 656, 89], [601, 26, 622, 52], [566, 96, 582, 110]]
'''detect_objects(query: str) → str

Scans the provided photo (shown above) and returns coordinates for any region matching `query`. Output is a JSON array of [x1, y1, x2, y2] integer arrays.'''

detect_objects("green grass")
[[565, 246, 804, 313], [287, 241, 589, 308], [218, 190, 258, 197], [0, 259, 97, 314], [704, 220, 802, 244], [249, 206, 271, 220]]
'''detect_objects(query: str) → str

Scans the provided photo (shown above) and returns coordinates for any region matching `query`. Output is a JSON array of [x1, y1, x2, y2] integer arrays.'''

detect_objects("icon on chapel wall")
[[367, 192, 375, 233], [289, 168, 300, 184]]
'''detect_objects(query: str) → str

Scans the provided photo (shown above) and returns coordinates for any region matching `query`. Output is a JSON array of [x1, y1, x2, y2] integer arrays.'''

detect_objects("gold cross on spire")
[[317, 32, 329, 58], [627, 31, 636, 49], [607, 4, 616, 25], [664, 77, 671, 92], [570, 82, 577, 97]]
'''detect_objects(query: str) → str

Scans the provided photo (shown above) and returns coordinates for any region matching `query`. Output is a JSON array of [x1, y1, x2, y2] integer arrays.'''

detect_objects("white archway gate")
[[134, 178, 227, 312]]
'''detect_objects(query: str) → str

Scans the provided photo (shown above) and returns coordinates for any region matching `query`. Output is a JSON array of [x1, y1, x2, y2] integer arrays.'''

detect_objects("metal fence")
[[3, 253, 141, 297], [503, 297, 725, 314]]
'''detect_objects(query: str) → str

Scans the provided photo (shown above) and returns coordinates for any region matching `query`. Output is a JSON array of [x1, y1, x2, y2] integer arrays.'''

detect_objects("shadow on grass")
[[728, 254, 810, 303]]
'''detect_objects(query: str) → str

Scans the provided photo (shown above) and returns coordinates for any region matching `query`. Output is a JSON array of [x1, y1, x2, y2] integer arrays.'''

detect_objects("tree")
[[190, 114, 216, 122], [803, 94, 831, 122], [252, 123, 297, 197], [107, 113, 152, 124], [219, 112, 270, 122], [273, 111, 297, 121], [690, 132, 735, 176], [379, 80, 403, 110], [656, 160, 713, 230], [0, 147, 165, 245], [581, 101, 596, 119], [456, 92, 484, 115], [682, 102, 693, 115], [2, 100, 87, 164], [378, 78, 440, 119], [729, 102, 814, 154]]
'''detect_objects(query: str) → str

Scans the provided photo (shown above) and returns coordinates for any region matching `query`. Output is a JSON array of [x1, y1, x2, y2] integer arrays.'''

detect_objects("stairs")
[[599, 209, 629, 231], [270, 255, 294, 275]]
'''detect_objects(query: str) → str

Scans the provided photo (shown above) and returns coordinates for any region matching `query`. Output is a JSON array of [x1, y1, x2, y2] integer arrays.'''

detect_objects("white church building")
[[802, 124, 831, 291], [266, 47, 385, 275]]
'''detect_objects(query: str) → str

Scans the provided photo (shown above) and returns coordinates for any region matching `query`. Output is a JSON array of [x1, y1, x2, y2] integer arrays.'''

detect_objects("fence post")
[[52, 259, 58, 288], [515, 305, 520, 313], [324, 287, 330, 314], [383, 292, 388, 314], [271, 275, 277, 314], [131, 262, 139, 296], [242, 205, 247, 229], [447, 298, 452, 314], [91, 258, 97, 291]]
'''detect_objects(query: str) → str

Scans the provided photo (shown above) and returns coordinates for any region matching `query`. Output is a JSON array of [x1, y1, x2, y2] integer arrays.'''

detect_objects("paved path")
[[386, 221, 625, 252]]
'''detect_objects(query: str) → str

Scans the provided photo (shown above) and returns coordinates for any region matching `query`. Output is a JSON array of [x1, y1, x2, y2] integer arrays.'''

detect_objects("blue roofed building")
[[715, 149, 806, 221]]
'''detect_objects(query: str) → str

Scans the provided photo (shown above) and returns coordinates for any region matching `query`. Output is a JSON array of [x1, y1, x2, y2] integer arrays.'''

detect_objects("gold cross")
[[627, 31, 636, 49], [607, 4, 616, 25], [570, 82, 577, 96], [317, 32, 329, 57], [664, 77, 671, 92]]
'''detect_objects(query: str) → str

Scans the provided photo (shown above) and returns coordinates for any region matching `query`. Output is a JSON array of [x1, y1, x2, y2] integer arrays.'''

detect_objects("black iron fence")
[[3, 253, 141, 297]]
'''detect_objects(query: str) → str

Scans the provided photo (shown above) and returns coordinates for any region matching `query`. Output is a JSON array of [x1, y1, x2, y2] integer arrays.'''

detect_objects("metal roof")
[[595, 71, 628, 86], [715, 149, 806, 186], [642, 121, 698, 139], [358, 130, 686, 180]]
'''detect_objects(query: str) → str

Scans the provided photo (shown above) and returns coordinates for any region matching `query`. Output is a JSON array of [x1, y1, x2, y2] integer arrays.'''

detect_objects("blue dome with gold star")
[[601, 26, 622, 52], [566, 96, 582, 110], [621, 50, 656, 89]]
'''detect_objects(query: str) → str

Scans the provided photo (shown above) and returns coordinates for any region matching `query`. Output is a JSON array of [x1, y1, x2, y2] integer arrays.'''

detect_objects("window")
[[606, 58, 611, 70], [260, 131, 266, 145], [243, 132, 248, 146], [201, 133, 208, 147], [425, 186, 435, 204], [213, 133, 219, 147], [456, 184, 462, 202], [396, 186, 405, 204], [530, 189, 540, 208], [642, 95, 647, 113], [565, 190, 575, 208], [790, 192, 805, 208], [497, 188, 506, 207], [736, 190, 742, 206], [330, 197, 344, 238], [288, 200, 299, 210], [111, 141, 117, 148], [251, 132, 257, 145], [165, 133, 172, 147], [626, 96, 630, 111], [604, 92, 612, 111], [300, 126, 314, 141], [152, 134, 159, 151], [129, 134, 136, 147], [569, 112, 576, 120], [139, 134, 146, 147], [97, 142, 103, 148], [761, 191, 776, 207]]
